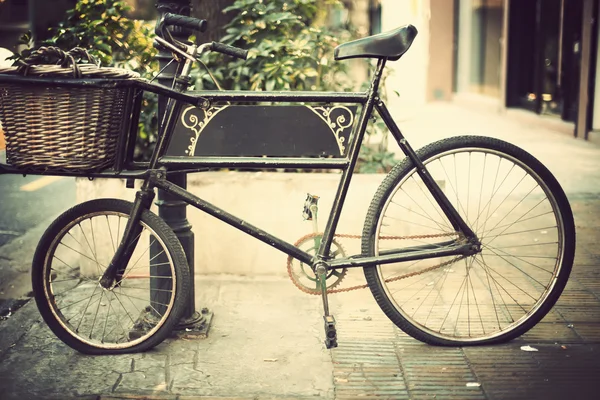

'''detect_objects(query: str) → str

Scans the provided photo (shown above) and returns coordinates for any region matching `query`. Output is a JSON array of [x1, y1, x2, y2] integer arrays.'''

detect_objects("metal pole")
[[575, 0, 594, 140], [154, 0, 207, 330]]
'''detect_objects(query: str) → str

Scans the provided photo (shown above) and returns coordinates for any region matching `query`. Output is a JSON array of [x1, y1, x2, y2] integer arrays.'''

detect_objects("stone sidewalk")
[[1, 215, 599, 400], [1, 102, 600, 399]]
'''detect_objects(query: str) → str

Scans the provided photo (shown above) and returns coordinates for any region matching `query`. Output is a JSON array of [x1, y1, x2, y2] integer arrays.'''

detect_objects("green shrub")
[[194, 0, 354, 92]]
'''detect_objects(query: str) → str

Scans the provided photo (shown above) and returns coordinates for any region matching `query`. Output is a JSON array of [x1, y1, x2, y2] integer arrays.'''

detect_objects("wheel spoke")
[[481, 201, 550, 237], [106, 215, 116, 253], [473, 256, 527, 315], [407, 176, 453, 232], [483, 243, 556, 275]]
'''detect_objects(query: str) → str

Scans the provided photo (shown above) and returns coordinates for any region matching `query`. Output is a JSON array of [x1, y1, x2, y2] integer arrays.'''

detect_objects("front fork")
[[99, 187, 155, 289], [99, 51, 190, 290]]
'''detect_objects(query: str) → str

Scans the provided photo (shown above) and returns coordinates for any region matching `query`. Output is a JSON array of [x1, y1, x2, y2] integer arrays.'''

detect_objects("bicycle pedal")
[[323, 315, 338, 349], [302, 193, 319, 220]]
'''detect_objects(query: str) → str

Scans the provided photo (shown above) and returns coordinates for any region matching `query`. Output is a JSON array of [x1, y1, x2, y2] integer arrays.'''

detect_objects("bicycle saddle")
[[334, 24, 418, 61]]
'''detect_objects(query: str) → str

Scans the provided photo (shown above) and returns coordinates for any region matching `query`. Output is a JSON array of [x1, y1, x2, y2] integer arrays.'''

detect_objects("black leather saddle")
[[334, 25, 418, 61]]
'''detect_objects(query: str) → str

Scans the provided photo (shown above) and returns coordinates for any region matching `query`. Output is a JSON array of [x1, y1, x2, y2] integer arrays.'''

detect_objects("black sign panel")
[[166, 105, 357, 157]]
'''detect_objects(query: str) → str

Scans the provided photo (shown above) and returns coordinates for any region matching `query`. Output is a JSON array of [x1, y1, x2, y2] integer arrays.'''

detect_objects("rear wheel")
[[362, 136, 575, 345], [32, 198, 190, 354]]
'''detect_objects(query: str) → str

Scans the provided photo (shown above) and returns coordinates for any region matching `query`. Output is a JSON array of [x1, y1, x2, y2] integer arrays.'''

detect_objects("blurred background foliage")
[[193, 0, 354, 92]]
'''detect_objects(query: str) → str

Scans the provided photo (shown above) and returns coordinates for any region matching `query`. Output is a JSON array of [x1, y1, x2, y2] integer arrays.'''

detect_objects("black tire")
[[32, 198, 190, 354], [362, 136, 575, 345]]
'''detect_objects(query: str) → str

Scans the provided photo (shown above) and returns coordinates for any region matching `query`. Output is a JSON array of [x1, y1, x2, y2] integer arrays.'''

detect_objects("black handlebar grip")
[[211, 42, 249, 60], [163, 13, 207, 33]]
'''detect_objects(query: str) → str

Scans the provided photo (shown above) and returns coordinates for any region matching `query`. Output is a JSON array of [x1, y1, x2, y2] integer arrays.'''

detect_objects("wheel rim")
[[374, 147, 566, 342], [41, 210, 177, 349]]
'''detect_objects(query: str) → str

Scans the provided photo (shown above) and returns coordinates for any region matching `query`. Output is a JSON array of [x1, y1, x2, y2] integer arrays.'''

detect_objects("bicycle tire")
[[362, 136, 575, 345], [32, 198, 190, 354]]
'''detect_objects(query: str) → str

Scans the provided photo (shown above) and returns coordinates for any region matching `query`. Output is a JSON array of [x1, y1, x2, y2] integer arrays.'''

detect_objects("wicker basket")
[[0, 47, 140, 173]]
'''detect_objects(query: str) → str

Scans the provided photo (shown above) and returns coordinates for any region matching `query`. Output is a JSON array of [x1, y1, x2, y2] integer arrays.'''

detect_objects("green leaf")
[[266, 79, 275, 91], [95, 42, 111, 54]]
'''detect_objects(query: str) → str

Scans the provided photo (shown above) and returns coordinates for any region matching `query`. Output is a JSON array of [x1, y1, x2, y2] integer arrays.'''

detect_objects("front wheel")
[[32, 198, 190, 354], [362, 136, 575, 345]]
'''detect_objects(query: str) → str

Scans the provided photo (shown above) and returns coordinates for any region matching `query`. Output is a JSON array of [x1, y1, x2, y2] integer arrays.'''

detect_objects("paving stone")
[[537, 309, 566, 323], [178, 397, 252, 400], [520, 321, 581, 343], [399, 347, 485, 400], [555, 306, 600, 322], [568, 323, 600, 342], [165, 341, 198, 366], [115, 368, 168, 395], [134, 353, 167, 371], [66, 370, 121, 396], [168, 364, 210, 395], [101, 395, 177, 400], [75, 354, 135, 374]]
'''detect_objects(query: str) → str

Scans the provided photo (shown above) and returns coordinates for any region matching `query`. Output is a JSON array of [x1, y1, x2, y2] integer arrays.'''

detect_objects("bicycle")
[[0, 13, 575, 355]]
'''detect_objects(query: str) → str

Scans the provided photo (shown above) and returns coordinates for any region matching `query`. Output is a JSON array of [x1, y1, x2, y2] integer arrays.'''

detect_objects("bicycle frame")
[[1, 18, 574, 353], [100, 56, 479, 284]]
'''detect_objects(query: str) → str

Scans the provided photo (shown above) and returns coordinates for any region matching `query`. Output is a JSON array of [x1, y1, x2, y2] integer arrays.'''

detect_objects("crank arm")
[[316, 261, 338, 348]]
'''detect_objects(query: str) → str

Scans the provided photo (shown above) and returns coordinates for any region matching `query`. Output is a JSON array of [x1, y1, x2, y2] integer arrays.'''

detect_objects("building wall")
[[451, 0, 600, 141], [455, 0, 504, 98], [380, 0, 430, 114], [427, 0, 455, 101], [594, 3, 600, 131], [343, 0, 371, 89]]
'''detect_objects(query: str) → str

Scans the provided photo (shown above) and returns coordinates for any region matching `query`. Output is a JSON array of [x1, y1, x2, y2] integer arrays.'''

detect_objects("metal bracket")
[[174, 308, 214, 339]]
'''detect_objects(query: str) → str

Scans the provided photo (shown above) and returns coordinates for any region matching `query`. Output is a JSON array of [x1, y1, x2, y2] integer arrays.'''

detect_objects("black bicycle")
[[0, 14, 575, 354]]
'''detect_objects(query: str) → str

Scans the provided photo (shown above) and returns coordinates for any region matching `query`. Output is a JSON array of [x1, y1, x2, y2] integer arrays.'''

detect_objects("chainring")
[[287, 233, 347, 295]]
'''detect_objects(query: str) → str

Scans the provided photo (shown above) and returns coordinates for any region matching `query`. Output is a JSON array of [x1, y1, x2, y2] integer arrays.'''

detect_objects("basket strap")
[[66, 47, 97, 65], [16, 46, 98, 78]]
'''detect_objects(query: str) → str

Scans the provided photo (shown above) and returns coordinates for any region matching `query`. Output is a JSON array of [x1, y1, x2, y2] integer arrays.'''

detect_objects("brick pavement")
[[329, 193, 600, 399]]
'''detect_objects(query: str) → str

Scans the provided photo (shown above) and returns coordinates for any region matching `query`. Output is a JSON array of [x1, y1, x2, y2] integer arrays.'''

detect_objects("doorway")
[[506, 0, 583, 121]]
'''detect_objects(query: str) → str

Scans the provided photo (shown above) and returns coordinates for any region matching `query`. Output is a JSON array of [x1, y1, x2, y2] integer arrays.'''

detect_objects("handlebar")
[[210, 42, 248, 60], [163, 13, 207, 33], [156, 13, 248, 61]]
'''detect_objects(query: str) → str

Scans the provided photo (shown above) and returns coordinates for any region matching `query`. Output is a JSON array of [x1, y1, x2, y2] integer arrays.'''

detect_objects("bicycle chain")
[[286, 231, 464, 295]]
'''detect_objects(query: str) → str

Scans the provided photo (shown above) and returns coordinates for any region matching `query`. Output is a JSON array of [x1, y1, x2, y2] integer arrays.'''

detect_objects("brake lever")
[[154, 36, 197, 63]]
